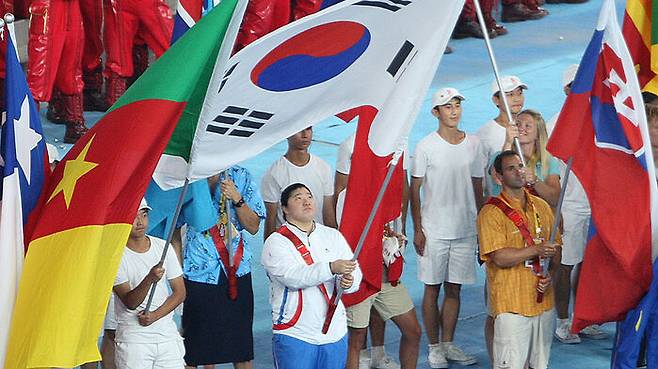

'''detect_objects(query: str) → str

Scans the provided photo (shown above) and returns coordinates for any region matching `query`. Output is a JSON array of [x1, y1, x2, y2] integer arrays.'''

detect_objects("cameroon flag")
[[624, 0, 658, 95], [3, 1, 242, 367]]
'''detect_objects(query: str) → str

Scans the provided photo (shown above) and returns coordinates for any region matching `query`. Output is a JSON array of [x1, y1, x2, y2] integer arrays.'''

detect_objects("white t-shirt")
[[476, 119, 507, 196], [261, 155, 334, 226], [411, 132, 486, 239], [113, 236, 183, 343], [547, 113, 591, 214]]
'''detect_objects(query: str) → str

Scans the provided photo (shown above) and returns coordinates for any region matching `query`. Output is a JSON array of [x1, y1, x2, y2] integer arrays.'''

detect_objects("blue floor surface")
[[48, 1, 627, 368]]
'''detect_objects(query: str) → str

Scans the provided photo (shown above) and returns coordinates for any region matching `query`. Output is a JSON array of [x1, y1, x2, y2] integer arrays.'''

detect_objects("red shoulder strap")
[[276, 225, 335, 304], [276, 225, 314, 265], [485, 197, 536, 247]]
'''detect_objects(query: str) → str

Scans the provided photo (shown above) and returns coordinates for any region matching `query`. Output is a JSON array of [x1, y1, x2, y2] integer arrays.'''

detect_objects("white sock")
[[429, 343, 441, 350], [557, 318, 570, 327], [371, 345, 385, 361], [359, 349, 370, 359]]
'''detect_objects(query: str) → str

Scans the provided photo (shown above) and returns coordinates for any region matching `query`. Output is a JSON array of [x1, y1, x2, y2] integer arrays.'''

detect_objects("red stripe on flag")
[[26, 99, 185, 242]]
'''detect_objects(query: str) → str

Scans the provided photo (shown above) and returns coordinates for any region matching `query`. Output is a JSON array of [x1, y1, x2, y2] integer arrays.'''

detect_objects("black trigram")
[[218, 63, 238, 93], [206, 106, 274, 138], [387, 40, 417, 80], [354, 0, 411, 12]]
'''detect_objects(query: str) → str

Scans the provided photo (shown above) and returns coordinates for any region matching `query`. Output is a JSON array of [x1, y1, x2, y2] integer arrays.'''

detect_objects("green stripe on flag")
[[649, 0, 658, 45], [109, 0, 238, 160]]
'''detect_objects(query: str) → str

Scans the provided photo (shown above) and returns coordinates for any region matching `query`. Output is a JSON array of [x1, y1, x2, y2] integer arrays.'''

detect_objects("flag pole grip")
[[472, 0, 525, 167], [536, 157, 573, 303], [144, 177, 191, 312], [322, 158, 401, 334]]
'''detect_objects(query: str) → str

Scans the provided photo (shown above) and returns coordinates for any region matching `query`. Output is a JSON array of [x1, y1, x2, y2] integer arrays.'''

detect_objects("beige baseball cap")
[[139, 198, 152, 211], [491, 75, 528, 95], [432, 87, 465, 108]]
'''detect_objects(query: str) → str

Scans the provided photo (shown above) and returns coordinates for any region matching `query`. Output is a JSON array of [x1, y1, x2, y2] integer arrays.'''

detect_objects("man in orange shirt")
[[477, 150, 561, 369]]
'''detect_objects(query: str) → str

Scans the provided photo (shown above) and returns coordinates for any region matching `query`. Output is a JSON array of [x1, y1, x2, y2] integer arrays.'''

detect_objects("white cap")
[[46, 143, 60, 163], [491, 75, 528, 95], [562, 64, 579, 88], [139, 198, 152, 211], [432, 87, 465, 107]]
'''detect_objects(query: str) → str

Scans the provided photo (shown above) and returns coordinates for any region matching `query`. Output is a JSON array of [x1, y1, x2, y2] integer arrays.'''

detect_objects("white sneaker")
[[428, 345, 448, 369], [442, 342, 477, 366], [580, 324, 608, 340], [359, 355, 372, 369], [371, 354, 400, 369], [554, 321, 581, 344]]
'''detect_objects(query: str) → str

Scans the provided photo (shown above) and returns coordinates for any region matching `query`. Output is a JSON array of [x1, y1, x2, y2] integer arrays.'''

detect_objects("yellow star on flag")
[[48, 135, 99, 209]]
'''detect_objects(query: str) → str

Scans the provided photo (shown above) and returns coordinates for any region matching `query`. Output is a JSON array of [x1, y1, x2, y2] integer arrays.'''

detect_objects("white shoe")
[[554, 322, 581, 344], [359, 355, 371, 369], [371, 354, 400, 369], [442, 342, 477, 366], [428, 345, 448, 369], [580, 324, 608, 340]]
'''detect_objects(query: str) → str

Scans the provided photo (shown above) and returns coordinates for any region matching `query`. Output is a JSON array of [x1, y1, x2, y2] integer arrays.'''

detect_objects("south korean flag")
[[187, 0, 465, 181]]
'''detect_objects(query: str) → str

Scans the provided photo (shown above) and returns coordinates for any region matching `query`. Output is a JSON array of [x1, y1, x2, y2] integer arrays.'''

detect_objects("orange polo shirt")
[[477, 190, 562, 317]]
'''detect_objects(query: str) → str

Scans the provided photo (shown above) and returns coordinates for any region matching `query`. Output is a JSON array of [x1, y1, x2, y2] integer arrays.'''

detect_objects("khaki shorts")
[[346, 281, 414, 328], [493, 309, 555, 369]]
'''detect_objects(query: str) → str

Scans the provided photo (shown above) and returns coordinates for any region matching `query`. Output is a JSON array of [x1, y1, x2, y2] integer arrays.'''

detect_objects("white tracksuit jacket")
[[262, 222, 362, 345]]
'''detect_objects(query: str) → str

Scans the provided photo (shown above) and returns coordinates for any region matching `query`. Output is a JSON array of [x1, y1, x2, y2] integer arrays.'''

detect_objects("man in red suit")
[[102, 0, 173, 107], [27, 0, 88, 143]]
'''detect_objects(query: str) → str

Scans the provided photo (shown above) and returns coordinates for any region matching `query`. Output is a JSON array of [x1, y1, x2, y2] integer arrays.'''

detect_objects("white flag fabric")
[[187, 0, 465, 181]]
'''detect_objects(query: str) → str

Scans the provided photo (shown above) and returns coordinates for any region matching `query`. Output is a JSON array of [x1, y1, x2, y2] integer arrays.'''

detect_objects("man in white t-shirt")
[[476, 75, 528, 197], [549, 64, 608, 344], [113, 199, 186, 369], [411, 88, 485, 368], [261, 126, 336, 240]]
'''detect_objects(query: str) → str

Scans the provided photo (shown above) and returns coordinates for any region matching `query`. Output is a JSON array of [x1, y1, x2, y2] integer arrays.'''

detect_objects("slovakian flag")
[[0, 35, 48, 368], [547, 0, 658, 333], [623, 0, 658, 95], [3, 1, 244, 367]]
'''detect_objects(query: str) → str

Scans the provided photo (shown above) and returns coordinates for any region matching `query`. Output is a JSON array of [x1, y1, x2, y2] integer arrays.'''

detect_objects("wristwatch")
[[233, 197, 245, 208]]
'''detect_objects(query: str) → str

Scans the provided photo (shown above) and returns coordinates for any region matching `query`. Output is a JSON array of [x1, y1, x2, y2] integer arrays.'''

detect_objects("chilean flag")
[[547, 0, 658, 333], [0, 35, 48, 367]]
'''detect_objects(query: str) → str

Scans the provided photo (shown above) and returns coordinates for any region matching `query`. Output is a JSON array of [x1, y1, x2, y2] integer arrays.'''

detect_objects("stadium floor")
[[43, 1, 625, 367]]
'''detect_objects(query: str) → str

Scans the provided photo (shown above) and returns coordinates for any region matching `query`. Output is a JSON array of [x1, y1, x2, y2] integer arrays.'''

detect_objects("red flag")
[[547, 0, 658, 332], [338, 106, 404, 306]]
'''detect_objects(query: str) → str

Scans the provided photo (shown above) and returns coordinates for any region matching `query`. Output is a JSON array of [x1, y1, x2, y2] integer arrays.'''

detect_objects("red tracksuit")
[[103, 0, 172, 78], [235, 0, 324, 51], [27, 0, 85, 102]]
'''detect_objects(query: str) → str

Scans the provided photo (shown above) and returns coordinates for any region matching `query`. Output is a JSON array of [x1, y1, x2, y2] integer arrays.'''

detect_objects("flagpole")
[[222, 170, 234, 262], [144, 177, 190, 312], [4, 14, 17, 62], [536, 157, 573, 303], [143, 0, 248, 312], [472, 0, 526, 166], [322, 151, 402, 334]]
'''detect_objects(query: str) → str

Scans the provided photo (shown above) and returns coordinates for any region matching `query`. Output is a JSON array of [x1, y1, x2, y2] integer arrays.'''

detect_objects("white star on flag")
[[13, 96, 42, 185]]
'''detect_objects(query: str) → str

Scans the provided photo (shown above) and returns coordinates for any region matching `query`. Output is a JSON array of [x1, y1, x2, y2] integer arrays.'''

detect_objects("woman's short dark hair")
[[280, 183, 312, 208]]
